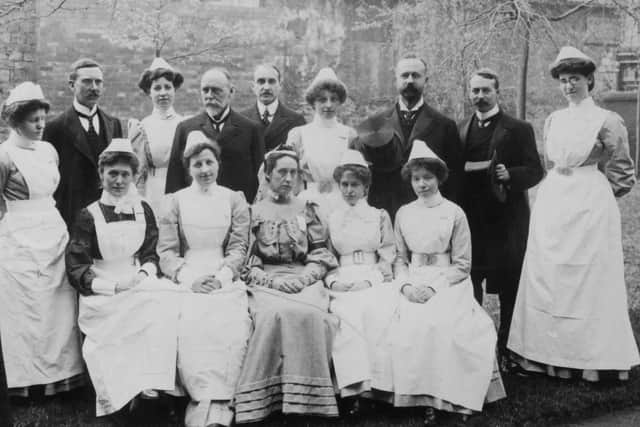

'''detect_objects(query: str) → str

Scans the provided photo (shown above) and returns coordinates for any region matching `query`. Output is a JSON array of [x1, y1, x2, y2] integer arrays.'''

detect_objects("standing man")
[[165, 67, 264, 201], [459, 68, 543, 364], [44, 58, 123, 228], [352, 55, 463, 219], [240, 63, 305, 152]]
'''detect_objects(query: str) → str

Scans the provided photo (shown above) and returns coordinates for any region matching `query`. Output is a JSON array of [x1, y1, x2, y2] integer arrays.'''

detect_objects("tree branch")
[[547, 0, 596, 21]]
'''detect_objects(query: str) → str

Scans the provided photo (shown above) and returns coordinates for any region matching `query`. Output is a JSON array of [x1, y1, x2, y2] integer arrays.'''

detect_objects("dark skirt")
[[234, 266, 339, 424], [0, 336, 11, 427]]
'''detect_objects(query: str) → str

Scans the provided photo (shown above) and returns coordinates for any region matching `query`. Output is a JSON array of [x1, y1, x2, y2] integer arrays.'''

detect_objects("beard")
[[400, 84, 422, 103]]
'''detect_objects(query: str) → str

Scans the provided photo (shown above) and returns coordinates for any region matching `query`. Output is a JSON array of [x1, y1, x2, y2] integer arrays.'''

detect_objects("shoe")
[[424, 407, 438, 426], [139, 389, 160, 399]]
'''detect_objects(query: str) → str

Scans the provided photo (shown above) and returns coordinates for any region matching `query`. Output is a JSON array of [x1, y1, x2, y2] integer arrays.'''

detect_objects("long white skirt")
[[79, 278, 181, 416], [508, 166, 640, 372], [363, 272, 503, 412]]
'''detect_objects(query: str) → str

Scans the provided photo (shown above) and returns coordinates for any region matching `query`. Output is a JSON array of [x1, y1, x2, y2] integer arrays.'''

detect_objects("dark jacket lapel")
[[459, 115, 473, 150], [63, 107, 95, 166], [196, 111, 221, 141], [408, 104, 435, 144], [488, 112, 508, 156], [388, 106, 406, 145], [97, 108, 114, 143], [218, 110, 241, 141], [266, 104, 293, 139]]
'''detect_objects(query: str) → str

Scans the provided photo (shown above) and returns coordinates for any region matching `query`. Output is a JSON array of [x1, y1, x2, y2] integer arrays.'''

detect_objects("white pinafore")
[[0, 139, 84, 389], [78, 201, 180, 416], [508, 99, 640, 371]]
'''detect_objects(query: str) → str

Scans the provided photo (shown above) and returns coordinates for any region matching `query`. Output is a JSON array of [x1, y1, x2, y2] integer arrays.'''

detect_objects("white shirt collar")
[[99, 184, 141, 214], [475, 104, 500, 121], [398, 96, 424, 112], [417, 191, 444, 208], [152, 107, 177, 120], [7, 130, 37, 149], [190, 180, 218, 195], [73, 98, 98, 117], [257, 99, 279, 117], [208, 106, 230, 123]]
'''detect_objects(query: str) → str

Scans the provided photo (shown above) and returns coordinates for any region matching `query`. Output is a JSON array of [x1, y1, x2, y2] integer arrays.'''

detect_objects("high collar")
[[73, 98, 98, 117], [398, 96, 424, 112], [151, 107, 177, 120], [312, 114, 340, 128], [7, 130, 37, 150], [343, 198, 370, 215], [190, 180, 219, 195], [207, 106, 230, 123], [416, 191, 444, 208], [475, 104, 500, 121], [568, 96, 595, 110], [258, 99, 279, 117], [99, 184, 141, 214]]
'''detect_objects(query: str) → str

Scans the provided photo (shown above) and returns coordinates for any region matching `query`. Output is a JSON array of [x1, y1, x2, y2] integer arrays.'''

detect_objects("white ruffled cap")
[[552, 46, 594, 65], [185, 130, 211, 155], [103, 138, 134, 154], [408, 139, 442, 162], [339, 149, 368, 168], [5, 81, 46, 106], [148, 57, 174, 72], [311, 67, 340, 85]]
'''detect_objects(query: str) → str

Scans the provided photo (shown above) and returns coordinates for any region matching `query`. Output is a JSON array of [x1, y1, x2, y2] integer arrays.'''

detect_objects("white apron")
[[328, 205, 387, 392], [366, 202, 498, 411], [78, 201, 180, 416], [508, 101, 640, 370], [175, 187, 250, 426], [0, 141, 84, 388]]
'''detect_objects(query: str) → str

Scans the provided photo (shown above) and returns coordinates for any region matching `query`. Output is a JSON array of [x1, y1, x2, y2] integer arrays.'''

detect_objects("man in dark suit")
[[459, 68, 544, 363], [352, 55, 463, 219], [240, 64, 305, 152], [165, 67, 264, 201], [44, 58, 123, 228]]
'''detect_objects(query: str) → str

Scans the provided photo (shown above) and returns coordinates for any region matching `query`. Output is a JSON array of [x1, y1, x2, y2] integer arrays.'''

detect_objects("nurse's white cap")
[[339, 149, 369, 168], [148, 57, 174, 72], [103, 138, 134, 154], [5, 81, 46, 106], [549, 46, 596, 78], [408, 139, 443, 163]]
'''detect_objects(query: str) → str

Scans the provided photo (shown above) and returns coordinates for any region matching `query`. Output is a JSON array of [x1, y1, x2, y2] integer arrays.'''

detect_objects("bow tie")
[[477, 118, 492, 128], [76, 110, 96, 120]]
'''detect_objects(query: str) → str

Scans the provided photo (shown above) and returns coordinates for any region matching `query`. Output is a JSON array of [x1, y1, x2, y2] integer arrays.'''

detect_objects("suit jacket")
[[165, 110, 264, 201], [458, 110, 543, 292], [43, 106, 123, 228], [239, 102, 306, 152], [352, 102, 464, 219]]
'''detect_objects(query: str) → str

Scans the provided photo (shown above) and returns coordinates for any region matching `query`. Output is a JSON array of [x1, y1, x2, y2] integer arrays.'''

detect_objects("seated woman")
[[325, 149, 395, 407], [157, 130, 251, 427], [66, 139, 180, 418], [0, 82, 84, 398], [234, 146, 339, 424], [368, 141, 505, 425]]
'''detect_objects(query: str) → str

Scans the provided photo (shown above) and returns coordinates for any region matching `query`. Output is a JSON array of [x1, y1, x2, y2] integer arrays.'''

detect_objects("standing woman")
[[66, 139, 180, 418], [508, 47, 640, 380], [284, 67, 356, 217], [234, 146, 339, 423], [131, 57, 184, 214], [0, 82, 85, 397], [157, 131, 251, 427]]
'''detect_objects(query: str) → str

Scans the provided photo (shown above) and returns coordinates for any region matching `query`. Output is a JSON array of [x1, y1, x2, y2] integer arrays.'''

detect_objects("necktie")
[[401, 110, 417, 123], [261, 109, 271, 126], [478, 118, 490, 128], [76, 111, 98, 136]]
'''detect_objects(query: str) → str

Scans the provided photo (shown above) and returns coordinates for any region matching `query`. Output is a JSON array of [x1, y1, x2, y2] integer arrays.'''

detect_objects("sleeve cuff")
[[91, 278, 117, 296], [215, 266, 234, 286], [177, 265, 198, 287], [139, 262, 157, 277]]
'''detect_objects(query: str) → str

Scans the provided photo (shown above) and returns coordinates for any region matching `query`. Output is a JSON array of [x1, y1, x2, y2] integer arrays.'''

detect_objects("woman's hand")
[[401, 284, 435, 304], [495, 164, 510, 181], [330, 281, 354, 292], [116, 271, 148, 293], [192, 275, 222, 293], [273, 277, 305, 294]]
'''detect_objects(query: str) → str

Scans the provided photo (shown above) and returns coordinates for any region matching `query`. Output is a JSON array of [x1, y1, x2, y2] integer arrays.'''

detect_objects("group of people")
[[0, 44, 638, 427]]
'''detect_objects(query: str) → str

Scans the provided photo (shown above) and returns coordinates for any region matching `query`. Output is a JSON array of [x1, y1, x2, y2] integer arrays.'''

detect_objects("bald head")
[[201, 67, 234, 116]]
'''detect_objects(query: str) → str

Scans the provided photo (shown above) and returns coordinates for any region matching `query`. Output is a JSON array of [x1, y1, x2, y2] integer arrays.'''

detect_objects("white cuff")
[[139, 262, 157, 277], [91, 278, 117, 296], [215, 266, 234, 286]]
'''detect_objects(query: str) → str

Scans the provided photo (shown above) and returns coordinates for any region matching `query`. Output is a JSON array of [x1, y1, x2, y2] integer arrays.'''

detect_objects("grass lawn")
[[9, 186, 640, 427]]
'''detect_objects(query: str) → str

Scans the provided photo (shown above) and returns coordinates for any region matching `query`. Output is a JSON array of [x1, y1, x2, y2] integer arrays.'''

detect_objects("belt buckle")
[[556, 166, 573, 176], [417, 253, 435, 266], [353, 250, 364, 265]]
